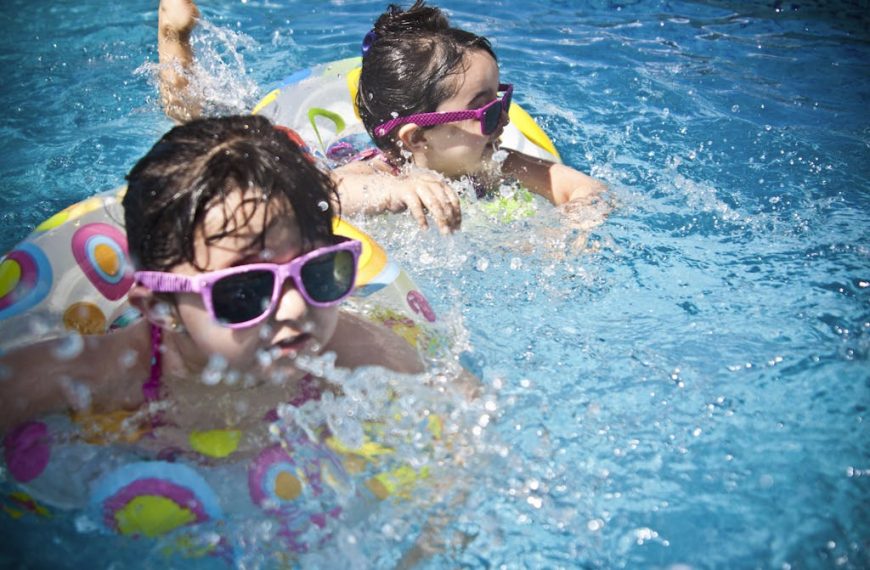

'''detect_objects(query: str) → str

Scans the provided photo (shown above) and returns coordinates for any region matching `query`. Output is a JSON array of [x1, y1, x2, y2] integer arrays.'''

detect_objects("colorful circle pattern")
[[91, 461, 223, 538], [248, 441, 348, 551], [71, 223, 134, 301], [0, 243, 53, 321]]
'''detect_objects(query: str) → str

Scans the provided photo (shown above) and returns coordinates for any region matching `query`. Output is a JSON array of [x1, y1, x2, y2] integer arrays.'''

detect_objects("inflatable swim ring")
[[0, 186, 446, 554], [253, 56, 561, 164], [253, 57, 559, 223]]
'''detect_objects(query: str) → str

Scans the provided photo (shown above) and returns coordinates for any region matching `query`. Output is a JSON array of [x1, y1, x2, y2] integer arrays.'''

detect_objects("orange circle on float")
[[274, 471, 303, 501], [63, 302, 107, 335], [93, 243, 120, 276]]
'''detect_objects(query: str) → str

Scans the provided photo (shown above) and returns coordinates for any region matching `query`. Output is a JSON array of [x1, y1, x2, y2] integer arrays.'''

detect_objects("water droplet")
[[53, 334, 84, 360], [119, 349, 138, 369], [587, 519, 603, 531], [202, 354, 228, 385]]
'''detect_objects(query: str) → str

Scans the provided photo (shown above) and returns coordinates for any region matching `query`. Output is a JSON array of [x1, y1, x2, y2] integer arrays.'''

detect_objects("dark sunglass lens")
[[483, 102, 502, 135], [300, 250, 355, 303], [211, 270, 275, 324]]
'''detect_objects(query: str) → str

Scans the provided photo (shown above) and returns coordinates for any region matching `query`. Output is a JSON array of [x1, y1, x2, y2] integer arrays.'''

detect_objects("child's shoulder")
[[330, 311, 424, 374]]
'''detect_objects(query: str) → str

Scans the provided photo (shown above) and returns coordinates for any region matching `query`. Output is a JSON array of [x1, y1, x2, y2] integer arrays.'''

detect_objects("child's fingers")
[[421, 181, 462, 233], [417, 183, 461, 234], [441, 184, 462, 230], [415, 186, 451, 234], [404, 193, 430, 230]]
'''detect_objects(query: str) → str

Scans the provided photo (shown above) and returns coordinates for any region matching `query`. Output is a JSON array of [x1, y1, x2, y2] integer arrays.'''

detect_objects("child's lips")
[[270, 333, 311, 357]]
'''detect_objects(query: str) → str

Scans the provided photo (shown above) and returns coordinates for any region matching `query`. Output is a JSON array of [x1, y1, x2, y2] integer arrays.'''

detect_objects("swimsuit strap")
[[350, 147, 401, 175], [142, 324, 162, 402]]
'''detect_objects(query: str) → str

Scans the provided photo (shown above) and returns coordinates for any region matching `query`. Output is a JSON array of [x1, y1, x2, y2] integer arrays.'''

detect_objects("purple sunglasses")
[[374, 83, 513, 138], [134, 239, 362, 329]]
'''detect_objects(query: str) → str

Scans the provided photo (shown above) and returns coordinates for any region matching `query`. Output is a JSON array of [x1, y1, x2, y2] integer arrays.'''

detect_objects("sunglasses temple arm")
[[134, 272, 197, 293]]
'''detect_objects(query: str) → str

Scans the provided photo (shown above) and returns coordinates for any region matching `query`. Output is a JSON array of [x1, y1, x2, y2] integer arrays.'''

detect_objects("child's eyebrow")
[[468, 88, 496, 107]]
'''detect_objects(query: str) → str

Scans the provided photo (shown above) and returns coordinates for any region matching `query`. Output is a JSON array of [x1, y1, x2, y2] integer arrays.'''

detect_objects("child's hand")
[[333, 165, 461, 233], [383, 171, 462, 234], [559, 194, 611, 251], [157, 0, 201, 123], [159, 0, 200, 38]]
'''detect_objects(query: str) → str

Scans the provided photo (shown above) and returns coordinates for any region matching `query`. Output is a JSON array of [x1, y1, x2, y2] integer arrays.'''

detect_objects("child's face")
[[415, 49, 506, 178], [171, 192, 340, 378]]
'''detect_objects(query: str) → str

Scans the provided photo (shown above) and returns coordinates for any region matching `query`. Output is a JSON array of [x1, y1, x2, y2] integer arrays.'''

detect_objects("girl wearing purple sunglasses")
[[0, 115, 425, 437], [157, 0, 607, 235]]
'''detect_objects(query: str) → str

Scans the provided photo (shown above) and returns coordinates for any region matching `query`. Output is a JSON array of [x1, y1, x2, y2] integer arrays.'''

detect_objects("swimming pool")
[[1, 0, 867, 568]]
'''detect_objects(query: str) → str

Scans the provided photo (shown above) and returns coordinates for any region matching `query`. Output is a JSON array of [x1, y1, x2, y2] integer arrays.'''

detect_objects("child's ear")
[[127, 285, 179, 330], [396, 124, 428, 152]]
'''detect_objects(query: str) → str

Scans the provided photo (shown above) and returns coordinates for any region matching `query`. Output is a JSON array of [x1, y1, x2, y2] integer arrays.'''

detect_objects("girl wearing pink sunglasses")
[[0, 116, 426, 437], [157, 0, 608, 235]]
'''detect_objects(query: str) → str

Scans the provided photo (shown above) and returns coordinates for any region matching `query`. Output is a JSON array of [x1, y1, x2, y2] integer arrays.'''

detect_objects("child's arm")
[[333, 161, 462, 234], [157, 0, 201, 123], [501, 148, 608, 208], [0, 325, 150, 435]]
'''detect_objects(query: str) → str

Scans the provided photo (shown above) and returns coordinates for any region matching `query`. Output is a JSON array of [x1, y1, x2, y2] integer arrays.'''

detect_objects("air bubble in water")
[[74, 514, 99, 533], [52, 334, 84, 360], [491, 149, 508, 163], [475, 257, 490, 272], [257, 348, 274, 368], [202, 354, 228, 385], [28, 316, 51, 338], [61, 377, 92, 410], [152, 301, 173, 319], [119, 349, 138, 369]]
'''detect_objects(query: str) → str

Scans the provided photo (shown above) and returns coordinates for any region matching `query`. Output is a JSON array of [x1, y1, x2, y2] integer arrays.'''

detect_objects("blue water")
[[1, 0, 868, 568]]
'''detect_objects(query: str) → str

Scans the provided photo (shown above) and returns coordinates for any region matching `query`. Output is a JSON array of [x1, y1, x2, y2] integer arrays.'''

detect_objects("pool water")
[[1, 0, 868, 568]]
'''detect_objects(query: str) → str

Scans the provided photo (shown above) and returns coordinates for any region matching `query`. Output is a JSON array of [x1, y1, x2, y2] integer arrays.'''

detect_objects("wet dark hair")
[[124, 115, 338, 271], [356, 0, 496, 158]]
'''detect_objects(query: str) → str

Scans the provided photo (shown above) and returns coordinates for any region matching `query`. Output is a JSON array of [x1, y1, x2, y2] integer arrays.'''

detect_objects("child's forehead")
[[199, 191, 295, 241], [439, 50, 500, 105], [445, 50, 498, 86]]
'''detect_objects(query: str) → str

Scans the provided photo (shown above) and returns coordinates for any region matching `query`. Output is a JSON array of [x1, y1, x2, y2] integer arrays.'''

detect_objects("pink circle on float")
[[70, 223, 134, 301], [3, 421, 51, 483]]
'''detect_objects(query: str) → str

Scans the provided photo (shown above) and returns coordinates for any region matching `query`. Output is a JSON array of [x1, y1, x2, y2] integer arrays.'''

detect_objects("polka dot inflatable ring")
[[0, 243, 53, 322], [90, 461, 223, 538]]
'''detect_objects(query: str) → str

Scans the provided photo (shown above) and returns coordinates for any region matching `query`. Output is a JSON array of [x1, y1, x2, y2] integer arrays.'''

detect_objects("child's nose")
[[272, 280, 309, 323]]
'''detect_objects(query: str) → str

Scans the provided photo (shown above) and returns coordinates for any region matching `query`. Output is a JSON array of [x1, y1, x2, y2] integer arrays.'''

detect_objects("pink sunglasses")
[[134, 239, 361, 329], [374, 83, 513, 138]]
